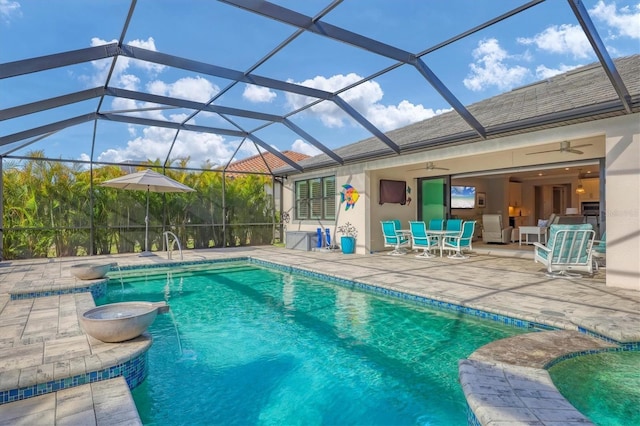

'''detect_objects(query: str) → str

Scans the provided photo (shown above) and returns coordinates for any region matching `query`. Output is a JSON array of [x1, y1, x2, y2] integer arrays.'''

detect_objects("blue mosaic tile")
[[0, 350, 149, 405], [543, 346, 632, 369], [10, 282, 107, 300]]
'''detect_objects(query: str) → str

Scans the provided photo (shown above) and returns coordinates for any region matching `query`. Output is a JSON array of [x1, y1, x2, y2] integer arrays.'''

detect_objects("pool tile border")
[[9, 281, 107, 301], [0, 350, 148, 405]]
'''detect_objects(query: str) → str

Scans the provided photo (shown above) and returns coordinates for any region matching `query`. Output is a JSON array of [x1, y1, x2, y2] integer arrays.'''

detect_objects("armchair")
[[481, 214, 513, 244]]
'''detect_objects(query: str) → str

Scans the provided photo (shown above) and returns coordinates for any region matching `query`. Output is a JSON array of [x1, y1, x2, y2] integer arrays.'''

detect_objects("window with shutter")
[[294, 175, 336, 220]]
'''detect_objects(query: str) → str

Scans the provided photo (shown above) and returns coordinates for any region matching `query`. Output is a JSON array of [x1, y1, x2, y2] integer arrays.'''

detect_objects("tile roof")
[[224, 151, 310, 176], [279, 54, 639, 173]]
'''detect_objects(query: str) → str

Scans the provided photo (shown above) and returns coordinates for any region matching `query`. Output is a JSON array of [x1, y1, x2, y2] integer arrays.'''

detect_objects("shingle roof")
[[225, 151, 310, 176], [279, 54, 640, 173]]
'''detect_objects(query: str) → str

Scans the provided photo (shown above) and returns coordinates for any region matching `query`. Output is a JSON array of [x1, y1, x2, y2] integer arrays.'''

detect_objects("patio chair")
[[443, 220, 476, 259], [445, 219, 463, 235], [533, 224, 595, 277], [481, 214, 512, 244], [409, 221, 438, 258], [381, 220, 410, 255], [428, 219, 444, 231]]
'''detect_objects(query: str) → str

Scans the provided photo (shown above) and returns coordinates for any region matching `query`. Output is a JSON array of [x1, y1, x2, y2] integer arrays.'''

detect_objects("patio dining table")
[[426, 230, 461, 257], [391, 229, 412, 255]]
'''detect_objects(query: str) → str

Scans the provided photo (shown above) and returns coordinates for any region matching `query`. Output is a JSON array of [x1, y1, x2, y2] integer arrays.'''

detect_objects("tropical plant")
[[337, 222, 358, 238]]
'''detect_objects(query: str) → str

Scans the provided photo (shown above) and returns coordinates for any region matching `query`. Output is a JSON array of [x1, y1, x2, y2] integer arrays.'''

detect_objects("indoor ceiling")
[[1, 0, 638, 175]]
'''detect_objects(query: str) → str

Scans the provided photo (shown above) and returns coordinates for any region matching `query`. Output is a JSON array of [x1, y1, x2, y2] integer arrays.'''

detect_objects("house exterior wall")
[[283, 113, 639, 290]]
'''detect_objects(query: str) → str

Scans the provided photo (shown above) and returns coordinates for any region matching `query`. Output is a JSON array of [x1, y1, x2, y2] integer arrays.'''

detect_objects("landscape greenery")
[[2, 152, 277, 260]]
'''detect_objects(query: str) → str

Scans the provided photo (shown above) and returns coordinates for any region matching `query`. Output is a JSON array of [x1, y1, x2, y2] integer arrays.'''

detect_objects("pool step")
[[0, 376, 141, 425]]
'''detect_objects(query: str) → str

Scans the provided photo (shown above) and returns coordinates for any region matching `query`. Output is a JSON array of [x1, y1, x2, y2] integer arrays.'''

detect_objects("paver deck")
[[0, 246, 637, 425]]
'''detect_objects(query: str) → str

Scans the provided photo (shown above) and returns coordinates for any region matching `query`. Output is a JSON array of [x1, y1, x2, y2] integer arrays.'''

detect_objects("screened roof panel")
[[1, 0, 638, 173], [320, 0, 526, 53]]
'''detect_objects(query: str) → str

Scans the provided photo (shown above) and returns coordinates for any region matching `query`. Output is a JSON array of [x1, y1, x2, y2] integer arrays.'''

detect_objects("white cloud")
[[243, 84, 277, 103], [590, 0, 640, 39], [291, 139, 321, 156], [91, 126, 238, 168], [285, 73, 437, 131], [0, 0, 20, 23], [463, 39, 530, 91], [147, 76, 219, 103], [517, 24, 592, 59], [535, 63, 582, 79]]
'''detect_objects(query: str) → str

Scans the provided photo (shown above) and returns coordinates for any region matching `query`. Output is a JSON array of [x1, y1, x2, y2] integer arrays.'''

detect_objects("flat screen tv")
[[451, 185, 476, 209], [379, 179, 407, 205]]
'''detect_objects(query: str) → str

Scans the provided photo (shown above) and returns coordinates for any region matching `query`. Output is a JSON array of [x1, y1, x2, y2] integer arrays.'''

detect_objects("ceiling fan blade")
[[526, 148, 560, 155], [567, 149, 584, 154], [570, 143, 592, 149]]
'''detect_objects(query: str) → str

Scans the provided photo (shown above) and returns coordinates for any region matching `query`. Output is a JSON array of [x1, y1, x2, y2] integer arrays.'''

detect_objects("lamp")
[[575, 169, 586, 195]]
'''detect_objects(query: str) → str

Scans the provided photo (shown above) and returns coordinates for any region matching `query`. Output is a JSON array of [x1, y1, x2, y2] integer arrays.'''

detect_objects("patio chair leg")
[[447, 251, 469, 259], [415, 250, 435, 258], [545, 270, 583, 279], [388, 248, 407, 256]]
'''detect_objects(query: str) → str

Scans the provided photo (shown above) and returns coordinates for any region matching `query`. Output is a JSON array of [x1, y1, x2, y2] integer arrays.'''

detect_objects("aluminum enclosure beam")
[[100, 113, 247, 137], [568, 0, 632, 113], [0, 44, 119, 79], [120, 45, 333, 100], [282, 119, 343, 165], [106, 87, 284, 122], [332, 96, 400, 154], [0, 88, 105, 121], [245, 134, 304, 172], [0, 113, 98, 146]]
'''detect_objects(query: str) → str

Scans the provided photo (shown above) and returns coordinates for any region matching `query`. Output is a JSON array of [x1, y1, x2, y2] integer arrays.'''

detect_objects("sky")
[[1, 0, 639, 169]]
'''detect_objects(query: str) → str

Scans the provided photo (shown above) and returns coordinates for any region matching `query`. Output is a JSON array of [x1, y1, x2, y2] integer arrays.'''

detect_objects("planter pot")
[[341, 236, 356, 254]]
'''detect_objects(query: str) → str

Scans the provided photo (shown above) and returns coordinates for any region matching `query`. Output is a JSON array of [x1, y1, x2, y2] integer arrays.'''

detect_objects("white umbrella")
[[100, 169, 195, 256]]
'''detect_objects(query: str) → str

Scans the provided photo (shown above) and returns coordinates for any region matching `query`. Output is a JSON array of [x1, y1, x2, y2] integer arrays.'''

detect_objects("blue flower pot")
[[341, 236, 356, 254]]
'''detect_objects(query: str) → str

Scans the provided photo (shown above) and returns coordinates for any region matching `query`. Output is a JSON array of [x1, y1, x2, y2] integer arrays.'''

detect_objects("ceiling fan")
[[409, 161, 450, 171], [526, 140, 592, 155]]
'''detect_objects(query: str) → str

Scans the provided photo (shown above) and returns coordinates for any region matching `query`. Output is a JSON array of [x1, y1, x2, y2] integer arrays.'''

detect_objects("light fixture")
[[575, 168, 586, 195]]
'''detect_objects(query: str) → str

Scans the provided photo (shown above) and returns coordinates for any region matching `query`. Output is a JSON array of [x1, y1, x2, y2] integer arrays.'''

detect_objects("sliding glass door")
[[418, 176, 450, 223]]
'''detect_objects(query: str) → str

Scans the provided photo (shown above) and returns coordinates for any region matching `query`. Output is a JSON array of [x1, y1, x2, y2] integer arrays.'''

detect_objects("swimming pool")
[[101, 261, 531, 425], [549, 350, 640, 425]]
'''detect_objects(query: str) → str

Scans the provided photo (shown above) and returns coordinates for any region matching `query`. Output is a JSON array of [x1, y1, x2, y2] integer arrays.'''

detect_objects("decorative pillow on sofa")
[[537, 219, 548, 227]]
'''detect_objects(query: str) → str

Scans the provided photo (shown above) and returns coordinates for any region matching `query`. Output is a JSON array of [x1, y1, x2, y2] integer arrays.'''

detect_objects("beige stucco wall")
[[283, 113, 639, 290], [603, 115, 640, 290]]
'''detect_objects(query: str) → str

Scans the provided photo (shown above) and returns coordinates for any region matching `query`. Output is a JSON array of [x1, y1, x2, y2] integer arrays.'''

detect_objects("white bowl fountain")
[[80, 301, 168, 343], [71, 262, 117, 280]]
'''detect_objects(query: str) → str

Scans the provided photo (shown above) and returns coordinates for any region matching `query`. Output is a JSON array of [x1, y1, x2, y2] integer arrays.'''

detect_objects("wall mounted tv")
[[451, 185, 476, 209], [379, 179, 407, 205]]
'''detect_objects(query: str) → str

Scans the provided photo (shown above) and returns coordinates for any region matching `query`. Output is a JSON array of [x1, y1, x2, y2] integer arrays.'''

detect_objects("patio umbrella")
[[100, 169, 195, 256]]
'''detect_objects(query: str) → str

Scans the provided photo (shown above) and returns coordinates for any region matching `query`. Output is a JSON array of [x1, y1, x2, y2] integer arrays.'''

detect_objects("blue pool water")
[[101, 262, 529, 425], [549, 351, 640, 426]]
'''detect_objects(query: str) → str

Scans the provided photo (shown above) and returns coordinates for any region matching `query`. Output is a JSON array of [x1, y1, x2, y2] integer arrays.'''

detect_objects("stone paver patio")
[[0, 246, 638, 425]]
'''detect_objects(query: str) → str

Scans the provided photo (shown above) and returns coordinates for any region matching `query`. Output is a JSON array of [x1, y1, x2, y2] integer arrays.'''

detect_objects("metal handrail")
[[163, 231, 183, 260]]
